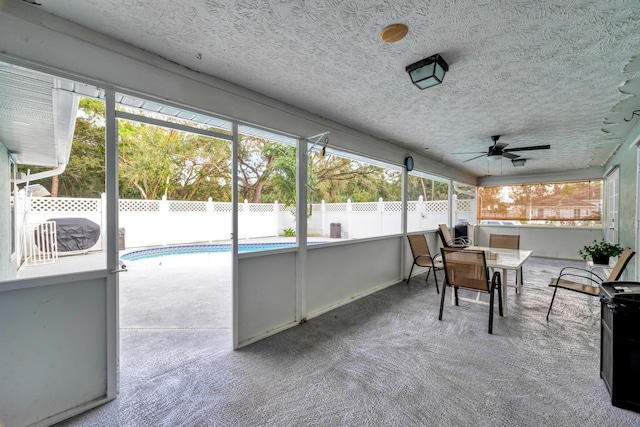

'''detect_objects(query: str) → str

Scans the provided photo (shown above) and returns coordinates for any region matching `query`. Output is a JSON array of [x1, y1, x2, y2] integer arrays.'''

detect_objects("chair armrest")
[[454, 236, 471, 245], [554, 272, 602, 286], [558, 266, 605, 283]]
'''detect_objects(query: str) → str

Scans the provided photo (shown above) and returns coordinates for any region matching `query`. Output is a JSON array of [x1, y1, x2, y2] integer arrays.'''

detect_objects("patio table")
[[453, 245, 533, 316]]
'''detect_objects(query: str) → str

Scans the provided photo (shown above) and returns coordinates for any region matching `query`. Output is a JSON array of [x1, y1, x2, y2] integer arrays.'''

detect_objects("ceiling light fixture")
[[511, 158, 526, 167], [405, 54, 448, 89], [379, 24, 408, 43]]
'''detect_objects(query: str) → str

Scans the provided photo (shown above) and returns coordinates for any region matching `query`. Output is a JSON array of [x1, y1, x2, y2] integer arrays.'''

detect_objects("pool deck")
[[16, 236, 340, 279]]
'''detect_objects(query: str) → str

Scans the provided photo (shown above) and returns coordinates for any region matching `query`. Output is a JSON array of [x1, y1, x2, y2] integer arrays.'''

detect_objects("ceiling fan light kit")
[[405, 54, 448, 89]]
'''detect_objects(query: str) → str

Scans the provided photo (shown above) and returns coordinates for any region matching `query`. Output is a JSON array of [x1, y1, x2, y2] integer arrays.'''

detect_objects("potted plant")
[[579, 239, 623, 265]]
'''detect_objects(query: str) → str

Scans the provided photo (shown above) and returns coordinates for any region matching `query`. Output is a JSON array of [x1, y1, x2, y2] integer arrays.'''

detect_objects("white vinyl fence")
[[16, 193, 473, 253]]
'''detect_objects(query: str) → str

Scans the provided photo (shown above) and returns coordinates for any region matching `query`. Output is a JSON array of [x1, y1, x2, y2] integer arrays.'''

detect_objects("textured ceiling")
[[22, 0, 640, 177]]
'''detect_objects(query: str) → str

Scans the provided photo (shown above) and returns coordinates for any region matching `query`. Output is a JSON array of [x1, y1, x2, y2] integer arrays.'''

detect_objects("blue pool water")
[[121, 242, 321, 261]]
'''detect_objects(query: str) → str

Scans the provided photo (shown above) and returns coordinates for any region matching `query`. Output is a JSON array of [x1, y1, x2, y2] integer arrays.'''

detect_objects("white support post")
[[296, 137, 308, 323], [160, 195, 168, 246], [321, 200, 326, 237], [101, 192, 107, 252], [274, 201, 279, 237], [453, 194, 458, 225], [378, 197, 384, 235], [207, 197, 214, 242], [347, 198, 352, 239], [243, 199, 250, 240], [418, 195, 424, 230]]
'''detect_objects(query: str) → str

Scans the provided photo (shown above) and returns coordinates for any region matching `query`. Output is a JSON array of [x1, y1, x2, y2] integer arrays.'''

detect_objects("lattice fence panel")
[[278, 204, 296, 212], [169, 201, 207, 212], [407, 201, 418, 212], [324, 203, 347, 212], [249, 204, 275, 213], [29, 197, 99, 212], [384, 201, 402, 212], [119, 199, 160, 212], [456, 200, 472, 211], [425, 200, 448, 213], [351, 202, 378, 212], [213, 203, 233, 212]]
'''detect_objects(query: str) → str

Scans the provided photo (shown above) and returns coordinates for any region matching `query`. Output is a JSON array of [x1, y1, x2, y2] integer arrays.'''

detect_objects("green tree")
[[407, 175, 448, 201], [237, 136, 296, 203], [118, 122, 231, 201], [309, 153, 400, 203]]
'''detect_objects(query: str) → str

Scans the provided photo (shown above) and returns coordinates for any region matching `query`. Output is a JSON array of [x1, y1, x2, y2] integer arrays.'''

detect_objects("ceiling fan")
[[454, 135, 551, 163]]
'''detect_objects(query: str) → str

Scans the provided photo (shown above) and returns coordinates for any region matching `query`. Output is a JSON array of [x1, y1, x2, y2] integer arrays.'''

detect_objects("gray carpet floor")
[[55, 255, 640, 426]]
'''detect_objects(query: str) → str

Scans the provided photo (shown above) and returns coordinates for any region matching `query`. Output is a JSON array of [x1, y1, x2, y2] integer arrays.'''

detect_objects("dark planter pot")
[[592, 255, 610, 265]]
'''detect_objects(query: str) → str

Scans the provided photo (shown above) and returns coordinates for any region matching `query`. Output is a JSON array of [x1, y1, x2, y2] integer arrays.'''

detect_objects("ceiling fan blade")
[[502, 152, 520, 159], [504, 144, 550, 152], [493, 142, 509, 150], [463, 154, 486, 162]]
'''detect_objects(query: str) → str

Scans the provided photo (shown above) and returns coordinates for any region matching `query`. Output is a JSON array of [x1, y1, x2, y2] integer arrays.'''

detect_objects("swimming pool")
[[121, 242, 322, 261]]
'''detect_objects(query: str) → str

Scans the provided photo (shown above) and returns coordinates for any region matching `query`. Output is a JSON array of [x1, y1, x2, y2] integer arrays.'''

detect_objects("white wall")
[[475, 225, 604, 260], [0, 272, 110, 427], [235, 237, 403, 346], [237, 251, 297, 346], [306, 237, 402, 318]]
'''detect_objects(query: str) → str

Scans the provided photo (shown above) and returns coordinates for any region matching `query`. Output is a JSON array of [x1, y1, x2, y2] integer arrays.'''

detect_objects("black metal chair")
[[546, 248, 635, 320], [437, 224, 471, 249]]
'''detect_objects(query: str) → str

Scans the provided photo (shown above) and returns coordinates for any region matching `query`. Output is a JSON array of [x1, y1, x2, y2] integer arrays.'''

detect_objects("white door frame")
[[605, 167, 619, 244]]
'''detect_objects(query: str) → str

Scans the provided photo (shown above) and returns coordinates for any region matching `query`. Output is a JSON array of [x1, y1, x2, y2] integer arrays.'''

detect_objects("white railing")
[[22, 221, 58, 266], [16, 193, 473, 251]]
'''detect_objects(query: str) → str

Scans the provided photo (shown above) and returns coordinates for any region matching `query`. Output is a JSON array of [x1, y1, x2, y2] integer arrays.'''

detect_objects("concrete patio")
[[48, 254, 640, 426]]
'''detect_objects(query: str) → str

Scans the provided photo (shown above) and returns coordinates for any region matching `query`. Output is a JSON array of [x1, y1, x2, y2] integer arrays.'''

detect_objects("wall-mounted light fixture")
[[511, 158, 526, 167], [405, 54, 448, 89]]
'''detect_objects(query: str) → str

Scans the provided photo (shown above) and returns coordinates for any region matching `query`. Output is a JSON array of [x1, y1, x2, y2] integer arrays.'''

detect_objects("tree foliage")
[[118, 121, 231, 201], [407, 175, 448, 201], [22, 98, 406, 204], [308, 153, 401, 203]]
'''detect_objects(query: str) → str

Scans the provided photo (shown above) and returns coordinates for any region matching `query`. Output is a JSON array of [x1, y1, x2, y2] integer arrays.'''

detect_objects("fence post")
[[244, 199, 249, 240], [321, 200, 326, 237], [101, 192, 107, 251], [453, 194, 458, 224], [160, 195, 168, 246], [378, 197, 384, 235], [418, 195, 424, 230], [207, 197, 214, 242], [16, 190, 26, 265], [274, 200, 279, 237], [347, 198, 352, 239]]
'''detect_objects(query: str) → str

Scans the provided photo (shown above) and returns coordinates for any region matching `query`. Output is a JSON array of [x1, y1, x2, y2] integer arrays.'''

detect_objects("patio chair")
[[437, 224, 471, 248], [454, 222, 472, 245], [546, 248, 635, 320], [439, 247, 503, 334], [489, 234, 523, 286], [406, 234, 442, 293]]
